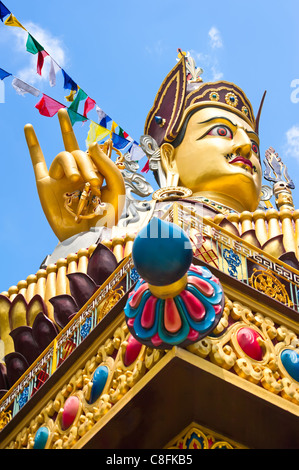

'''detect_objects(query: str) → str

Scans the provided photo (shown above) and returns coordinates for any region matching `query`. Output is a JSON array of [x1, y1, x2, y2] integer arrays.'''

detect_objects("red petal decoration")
[[141, 296, 157, 329], [188, 276, 214, 297], [129, 283, 149, 308], [164, 298, 182, 333], [180, 290, 206, 321]]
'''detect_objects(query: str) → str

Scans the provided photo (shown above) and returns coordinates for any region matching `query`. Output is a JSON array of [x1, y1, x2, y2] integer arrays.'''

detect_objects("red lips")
[[229, 156, 252, 168]]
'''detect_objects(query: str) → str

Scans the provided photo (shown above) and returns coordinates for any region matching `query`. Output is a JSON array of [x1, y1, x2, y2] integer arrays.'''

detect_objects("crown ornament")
[[144, 49, 266, 147]]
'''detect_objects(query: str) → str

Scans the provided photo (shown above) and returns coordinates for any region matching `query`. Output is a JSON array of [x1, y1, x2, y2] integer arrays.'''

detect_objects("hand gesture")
[[24, 109, 126, 242]]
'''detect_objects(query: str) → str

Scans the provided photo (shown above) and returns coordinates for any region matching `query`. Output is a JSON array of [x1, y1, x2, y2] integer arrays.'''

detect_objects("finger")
[[72, 149, 103, 195], [49, 151, 81, 183], [58, 108, 80, 152], [88, 142, 124, 193], [24, 124, 49, 180]]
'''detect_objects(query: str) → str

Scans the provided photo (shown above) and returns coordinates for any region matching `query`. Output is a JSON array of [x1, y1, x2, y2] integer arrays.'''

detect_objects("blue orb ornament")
[[132, 218, 193, 286], [88, 365, 109, 404], [281, 349, 299, 382], [33, 426, 50, 449]]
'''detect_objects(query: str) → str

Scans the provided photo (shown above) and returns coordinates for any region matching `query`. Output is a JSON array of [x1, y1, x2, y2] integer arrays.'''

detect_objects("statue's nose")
[[232, 128, 252, 158]]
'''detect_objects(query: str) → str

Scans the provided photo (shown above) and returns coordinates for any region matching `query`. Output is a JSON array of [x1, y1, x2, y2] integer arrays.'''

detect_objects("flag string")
[[0, 1, 145, 161]]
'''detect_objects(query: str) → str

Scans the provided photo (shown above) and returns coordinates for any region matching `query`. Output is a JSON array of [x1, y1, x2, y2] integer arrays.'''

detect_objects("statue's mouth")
[[228, 156, 253, 173]]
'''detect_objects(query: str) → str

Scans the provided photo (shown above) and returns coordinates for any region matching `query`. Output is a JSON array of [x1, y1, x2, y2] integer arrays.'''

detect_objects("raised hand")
[[24, 108, 126, 242]]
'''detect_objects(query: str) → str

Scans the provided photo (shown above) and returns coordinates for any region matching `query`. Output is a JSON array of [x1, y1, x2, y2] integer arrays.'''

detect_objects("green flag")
[[69, 88, 88, 113], [67, 108, 86, 126], [26, 33, 44, 54]]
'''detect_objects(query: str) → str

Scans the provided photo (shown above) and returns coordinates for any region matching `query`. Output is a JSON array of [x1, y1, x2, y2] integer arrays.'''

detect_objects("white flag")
[[130, 142, 145, 161], [12, 78, 40, 97], [49, 59, 56, 87]]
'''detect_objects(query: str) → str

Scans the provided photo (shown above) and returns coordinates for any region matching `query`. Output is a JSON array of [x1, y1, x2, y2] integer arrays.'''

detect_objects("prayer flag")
[[4, 13, 26, 30], [83, 96, 95, 117], [112, 132, 130, 150], [96, 106, 112, 128], [62, 69, 78, 91], [118, 127, 129, 139], [86, 121, 110, 147], [49, 59, 56, 87], [26, 33, 44, 54], [130, 142, 146, 161], [65, 89, 76, 102], [67, 108, 86, 126], [0, 68, 11, 80], [35, 94, 65, 117], [0, 2, 10, 21], [37, 50, 49, 75], [141, 160, 150, 173], [12, 78, 40, 97], [69, 88, 87, 113]]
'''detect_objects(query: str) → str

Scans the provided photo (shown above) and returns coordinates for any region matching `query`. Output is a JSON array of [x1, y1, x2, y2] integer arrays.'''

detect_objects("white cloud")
[[285, 125, 299, 160], [5, 22, 66, 85], [208, 27, 223, 49]]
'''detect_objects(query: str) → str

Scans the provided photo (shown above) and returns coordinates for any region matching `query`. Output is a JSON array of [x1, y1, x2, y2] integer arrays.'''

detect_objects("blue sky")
[[0, 0, 299, 291]]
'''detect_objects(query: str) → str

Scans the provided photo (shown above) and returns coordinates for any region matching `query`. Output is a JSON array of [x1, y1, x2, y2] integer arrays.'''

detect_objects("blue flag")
[[112, 132, 130, 150], [0, 2, 10, 21], [61, 69, 78, 91], [0, 68, 11, 80]]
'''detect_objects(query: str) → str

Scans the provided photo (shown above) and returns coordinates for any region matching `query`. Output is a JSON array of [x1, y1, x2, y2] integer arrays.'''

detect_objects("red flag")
[[141, 160, 150, 173], [37, 50, 49, 76], [83, 96, 96, 118], [35, 94, 65, 117]]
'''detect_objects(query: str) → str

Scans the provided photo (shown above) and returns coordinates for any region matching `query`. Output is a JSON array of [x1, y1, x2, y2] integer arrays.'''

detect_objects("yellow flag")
[[111, 121, 117, 134], [86, 121, 110, 147], [4, 14, 27, 30], [65, 89, 77, 102]]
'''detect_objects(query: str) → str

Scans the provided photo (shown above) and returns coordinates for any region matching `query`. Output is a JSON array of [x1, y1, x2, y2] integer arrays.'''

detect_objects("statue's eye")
[[208, 125, 232, 138], [251, 141, 260, 157]]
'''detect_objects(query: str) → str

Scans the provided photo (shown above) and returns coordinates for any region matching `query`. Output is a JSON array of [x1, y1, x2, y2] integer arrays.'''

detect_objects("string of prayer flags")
[[0, 1, 10, 21], [86, 120, 110, 147], [4, 13, 26, 30], [26, 33, 44, 54], [37, 50, 49, 76], [35, 93, 65, 117], [12, 77, 40, 97], [0, 67, 11, 80], [62, 69, 78, 92]]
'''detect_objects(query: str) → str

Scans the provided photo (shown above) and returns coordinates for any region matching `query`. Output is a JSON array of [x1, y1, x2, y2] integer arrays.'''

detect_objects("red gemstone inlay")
[[188, 276, 214, 297], [237, 327, 263, 361], [124, 334, 143, 366], [141, 296, 157, 329], [180, 290, 206, 320], [61, 396, 80, 430]]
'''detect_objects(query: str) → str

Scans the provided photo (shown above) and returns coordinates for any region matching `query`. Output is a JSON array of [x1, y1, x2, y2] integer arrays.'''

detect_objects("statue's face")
[[161, 107, 262, 212]]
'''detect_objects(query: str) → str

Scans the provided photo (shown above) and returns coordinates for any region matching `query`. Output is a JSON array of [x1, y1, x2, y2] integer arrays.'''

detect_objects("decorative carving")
[[249, 268, 292, 307]]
